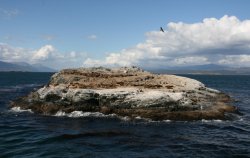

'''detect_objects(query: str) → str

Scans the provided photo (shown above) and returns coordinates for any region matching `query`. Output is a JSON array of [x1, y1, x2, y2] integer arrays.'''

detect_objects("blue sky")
[[1, 0, 250, 69]]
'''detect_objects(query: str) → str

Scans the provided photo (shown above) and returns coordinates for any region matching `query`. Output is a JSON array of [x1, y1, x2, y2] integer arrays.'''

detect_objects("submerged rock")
[[10, 66, 237, 121]]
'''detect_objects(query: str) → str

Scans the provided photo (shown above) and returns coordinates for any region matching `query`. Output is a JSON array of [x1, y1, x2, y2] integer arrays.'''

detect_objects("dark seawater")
[[0, 72, 250, 158]]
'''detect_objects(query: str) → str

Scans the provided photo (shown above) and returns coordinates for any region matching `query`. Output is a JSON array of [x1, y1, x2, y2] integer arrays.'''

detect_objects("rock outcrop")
[[10, 66, 237, 121]]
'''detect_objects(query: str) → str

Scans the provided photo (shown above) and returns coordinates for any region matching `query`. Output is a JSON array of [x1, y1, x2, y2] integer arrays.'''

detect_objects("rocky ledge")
[[10, 66, 237, 121]]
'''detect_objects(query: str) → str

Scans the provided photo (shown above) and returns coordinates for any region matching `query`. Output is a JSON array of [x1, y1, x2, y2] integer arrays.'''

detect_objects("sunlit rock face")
[[10, 66, 237, 121]]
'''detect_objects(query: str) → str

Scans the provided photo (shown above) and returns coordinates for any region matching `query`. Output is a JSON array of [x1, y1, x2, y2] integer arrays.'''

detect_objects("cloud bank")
[[84, 15, 250, 68], [0, 43, 87, 69]]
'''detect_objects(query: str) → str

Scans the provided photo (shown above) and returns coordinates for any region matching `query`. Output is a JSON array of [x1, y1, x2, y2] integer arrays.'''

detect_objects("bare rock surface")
[[10, 66, 237, 121]]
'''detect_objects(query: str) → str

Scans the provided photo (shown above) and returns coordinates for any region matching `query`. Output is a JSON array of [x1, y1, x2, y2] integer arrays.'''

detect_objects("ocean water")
[[0, 72, 250, 158]]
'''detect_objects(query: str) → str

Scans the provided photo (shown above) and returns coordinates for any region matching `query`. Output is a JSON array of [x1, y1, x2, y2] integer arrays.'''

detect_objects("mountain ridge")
[[147, 64, 250, 75], [0, 61, 56, 72]]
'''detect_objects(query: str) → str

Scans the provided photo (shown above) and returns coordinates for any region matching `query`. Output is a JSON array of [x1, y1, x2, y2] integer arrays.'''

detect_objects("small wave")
[[120, 116, 132, 121], [134, 116, 150, 121], [13, 84, 42, 88], [201, 119, 223, 123], [54, 111, 148, 122], [5, 84, 43, 91], [135, 116, 142, 119], [10, 107, 33, 113], [0, 88, 16, 92], [163, 120, 172, 122], [54, 110, 117, 118], [48, 131, 133, 141], [0, 84, 42, 93], [133, 116, 172, 123], [144, 119, 172, 123]]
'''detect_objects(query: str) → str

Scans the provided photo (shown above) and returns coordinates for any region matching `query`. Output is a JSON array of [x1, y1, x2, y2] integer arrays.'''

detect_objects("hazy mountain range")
[[0, 61, 56, 72], [1, 61, 250, 74], [147, 64, 250, 75]]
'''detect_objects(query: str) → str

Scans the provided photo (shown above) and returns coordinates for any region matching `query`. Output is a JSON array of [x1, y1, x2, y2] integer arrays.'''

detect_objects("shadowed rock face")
[[10, 66, 237, 121]]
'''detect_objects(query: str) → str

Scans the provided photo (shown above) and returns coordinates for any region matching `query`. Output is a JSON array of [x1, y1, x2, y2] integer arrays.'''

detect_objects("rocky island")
[[10, 66, 237, 121]]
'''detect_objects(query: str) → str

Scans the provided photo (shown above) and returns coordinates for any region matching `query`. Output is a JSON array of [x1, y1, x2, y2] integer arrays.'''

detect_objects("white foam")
[[120, 116, 131, 121], [10, 107, 33, 113], [54, 111, 67, 116], [201, 119, 223, 123], [68, 111, 105, 117], [163, 120, 172, 122], [239, 118, 244, 121], [135, 116, 142, 119], [54, 110, 117, 118], [213, 119, 223, 122], [53, 111, 175, 123], [206, 88, 220, 93]]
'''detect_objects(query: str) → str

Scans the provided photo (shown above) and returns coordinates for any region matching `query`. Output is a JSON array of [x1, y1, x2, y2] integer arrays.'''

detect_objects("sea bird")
[[160, 27, 164, 32]]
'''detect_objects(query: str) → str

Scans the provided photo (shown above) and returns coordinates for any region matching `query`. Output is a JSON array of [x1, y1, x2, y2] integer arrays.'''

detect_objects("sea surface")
[[0, 72, 250, 158]]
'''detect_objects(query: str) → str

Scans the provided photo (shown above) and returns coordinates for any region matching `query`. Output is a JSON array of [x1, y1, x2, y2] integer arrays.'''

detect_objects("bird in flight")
[[160, 27, 164, 32]]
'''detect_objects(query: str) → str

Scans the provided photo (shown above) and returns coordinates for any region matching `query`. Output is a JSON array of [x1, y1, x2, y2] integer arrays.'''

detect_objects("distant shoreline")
[[1, 71, 250, 75]]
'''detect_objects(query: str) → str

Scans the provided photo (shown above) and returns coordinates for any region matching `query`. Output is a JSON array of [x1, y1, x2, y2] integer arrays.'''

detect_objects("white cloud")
[[83, 15, 250, 68], [0, 43, 87, 70], [87, 34, 97, 40], [0, 43, 29, 62], [2, 15, 250, 70], [69, 51, 76, 58], [32, 45, 56, 61]]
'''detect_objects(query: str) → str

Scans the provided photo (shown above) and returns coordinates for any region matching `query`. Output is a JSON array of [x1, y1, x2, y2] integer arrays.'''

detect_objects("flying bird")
[[160, 27, 164, 32]]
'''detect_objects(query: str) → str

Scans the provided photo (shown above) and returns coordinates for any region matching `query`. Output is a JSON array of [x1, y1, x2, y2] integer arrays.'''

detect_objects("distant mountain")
[[174, 64, 230, 71], [147, 64, 250, 75], [0, 61, 56, 72], [31, 63, 56, 72]]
